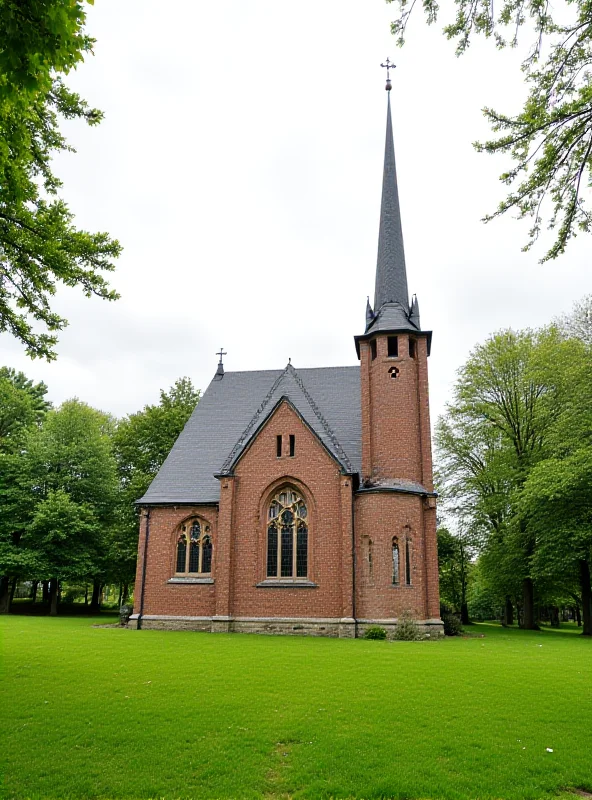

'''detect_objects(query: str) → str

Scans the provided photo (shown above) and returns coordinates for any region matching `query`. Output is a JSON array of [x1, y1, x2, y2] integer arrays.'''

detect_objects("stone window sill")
[[168, 577, 214, 585], [391, 584, 413, 588], [256, 580, 318, 589]]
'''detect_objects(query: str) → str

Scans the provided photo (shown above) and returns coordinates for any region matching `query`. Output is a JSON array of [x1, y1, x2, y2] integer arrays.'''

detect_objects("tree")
[[437, 527, 474, 624], [436, 328, 561, 628], [520, 336, 592, 634], [111, 378, 201, 589], [0, 0, 120, 360], [555, 294, 592, 346], [388, 0, 592, 261], [22, 398, 118, 613], [0, 367, 49, 612]]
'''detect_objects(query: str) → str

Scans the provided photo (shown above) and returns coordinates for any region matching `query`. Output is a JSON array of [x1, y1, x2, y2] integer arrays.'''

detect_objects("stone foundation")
[[128, 614, 443, 638]]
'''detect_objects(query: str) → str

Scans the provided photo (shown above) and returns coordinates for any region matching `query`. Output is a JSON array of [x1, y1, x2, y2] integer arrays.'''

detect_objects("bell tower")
[[354, 72, 433, 491], [353, 65, 440, 633]]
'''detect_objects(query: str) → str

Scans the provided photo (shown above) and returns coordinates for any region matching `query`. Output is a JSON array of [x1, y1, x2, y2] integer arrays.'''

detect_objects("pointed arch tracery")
[[175, 518, 213, 575], [266, 487, 308, 579]]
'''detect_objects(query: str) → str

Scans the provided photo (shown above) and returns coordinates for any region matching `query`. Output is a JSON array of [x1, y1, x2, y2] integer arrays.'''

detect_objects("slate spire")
[[374, 91, 409, 313]]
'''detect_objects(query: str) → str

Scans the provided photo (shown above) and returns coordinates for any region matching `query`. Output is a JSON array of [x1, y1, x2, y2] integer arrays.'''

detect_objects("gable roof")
[[137, 364, 361, 505]]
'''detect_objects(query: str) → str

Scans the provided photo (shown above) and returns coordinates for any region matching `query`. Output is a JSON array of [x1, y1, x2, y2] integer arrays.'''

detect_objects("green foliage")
[[110, 377, 201, 584], [441, 608, 463, 636], [393, 611, 422, 640], [388, 0, 592, 261], [0, 0, 120, 360], [364, 625, 387, 640], [29, 488, 99, 580], [438, 526, 474, 621]]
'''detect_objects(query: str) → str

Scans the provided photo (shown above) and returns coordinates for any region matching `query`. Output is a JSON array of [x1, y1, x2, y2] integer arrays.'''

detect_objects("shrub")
[[442, 612, 463, 636], [364, 625, 387, 640], [393, 612, 421, 641]]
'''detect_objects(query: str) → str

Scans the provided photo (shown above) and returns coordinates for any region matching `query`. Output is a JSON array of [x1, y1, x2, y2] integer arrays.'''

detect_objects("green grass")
[[1, 617, 592, 799]]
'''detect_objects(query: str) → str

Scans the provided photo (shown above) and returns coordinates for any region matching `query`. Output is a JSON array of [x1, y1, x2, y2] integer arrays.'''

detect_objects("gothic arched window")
[[392, 537, 400, 585], [267, 488, 308, 579], [175, 519, 213, 575]]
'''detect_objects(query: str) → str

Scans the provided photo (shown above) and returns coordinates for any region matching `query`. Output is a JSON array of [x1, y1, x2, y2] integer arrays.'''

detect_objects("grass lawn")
[[1, 617, 591, 799]]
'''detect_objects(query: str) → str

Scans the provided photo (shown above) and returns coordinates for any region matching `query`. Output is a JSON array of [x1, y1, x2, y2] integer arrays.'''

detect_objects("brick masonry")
[[131, 328, 442, 637]]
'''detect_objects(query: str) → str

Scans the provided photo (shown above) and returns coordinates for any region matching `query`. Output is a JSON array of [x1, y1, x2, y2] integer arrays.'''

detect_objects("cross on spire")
[[381, 58, 396, 91], [216, 347, 227, 364]]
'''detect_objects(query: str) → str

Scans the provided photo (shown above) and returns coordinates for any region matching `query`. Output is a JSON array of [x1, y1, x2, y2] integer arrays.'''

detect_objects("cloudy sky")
[[2, 1, 590, 425]]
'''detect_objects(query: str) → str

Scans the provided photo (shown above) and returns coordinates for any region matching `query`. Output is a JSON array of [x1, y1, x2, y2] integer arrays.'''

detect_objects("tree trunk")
[[117, 584, 123, 608], [460, 601, 470, 625], [503, 596, 514, 626], [42, 581, 50, 604], [123, 584, 130, 604], [31, 581, 38, 603], [550, 606, 560, 628], [84, 584, 89, 605], [9, 577, 17, 606], [522, 578, 539, 630], [0, 576, 10, 614], [49, 579, 59, 616], [580, 559, 592, 636], [575, 604, 582, 626], [90, 580, 102, 613]]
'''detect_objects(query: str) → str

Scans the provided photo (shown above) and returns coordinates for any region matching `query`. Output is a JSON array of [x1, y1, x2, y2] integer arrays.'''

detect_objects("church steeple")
[[354, 67, 431, 358], [374, 90, 409, 314]]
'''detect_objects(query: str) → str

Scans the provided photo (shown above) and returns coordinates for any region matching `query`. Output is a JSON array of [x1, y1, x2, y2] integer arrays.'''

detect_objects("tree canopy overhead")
[[0, 0, 120, 361], [388, 0, 592, 262]]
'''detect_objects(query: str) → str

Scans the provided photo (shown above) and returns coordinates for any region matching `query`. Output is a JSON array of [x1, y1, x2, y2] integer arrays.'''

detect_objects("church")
[[130, 76, 442, 637]]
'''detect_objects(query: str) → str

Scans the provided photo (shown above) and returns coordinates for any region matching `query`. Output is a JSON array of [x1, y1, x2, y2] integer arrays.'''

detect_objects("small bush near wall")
[[364, 626, 387, 640], [393, 612, 422, 641]]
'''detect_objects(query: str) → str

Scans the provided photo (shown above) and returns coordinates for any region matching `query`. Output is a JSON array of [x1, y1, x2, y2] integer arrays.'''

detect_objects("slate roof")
[[374, 93, 409, 314], [138, 364, 361, 505]]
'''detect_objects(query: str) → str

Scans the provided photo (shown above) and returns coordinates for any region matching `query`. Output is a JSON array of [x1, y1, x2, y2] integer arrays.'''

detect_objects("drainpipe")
[[351, 485, 357, 638], [137, 508, 151, 630]]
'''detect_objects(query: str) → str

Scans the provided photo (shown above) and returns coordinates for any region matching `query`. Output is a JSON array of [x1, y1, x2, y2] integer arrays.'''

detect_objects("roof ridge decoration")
[[219, 364, 353, 475], [374, 91, 409, 315]]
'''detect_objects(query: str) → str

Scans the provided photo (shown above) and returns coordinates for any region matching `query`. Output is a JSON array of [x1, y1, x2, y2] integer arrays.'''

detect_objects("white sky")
[[1, 1, 590, 427]]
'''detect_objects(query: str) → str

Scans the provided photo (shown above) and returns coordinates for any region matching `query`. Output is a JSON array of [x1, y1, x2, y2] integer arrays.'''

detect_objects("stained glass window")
[[175, 519, 213, 574], [176, 534, 187, 573], [266, 488, 308, 579]]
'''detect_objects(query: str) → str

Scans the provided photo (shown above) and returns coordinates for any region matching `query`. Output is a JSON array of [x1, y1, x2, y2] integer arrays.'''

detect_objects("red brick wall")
[[225, 401, 352, 619], [133, 505, 218, 618], [360, 333, 433, 485], [354, 491, 439, 620]]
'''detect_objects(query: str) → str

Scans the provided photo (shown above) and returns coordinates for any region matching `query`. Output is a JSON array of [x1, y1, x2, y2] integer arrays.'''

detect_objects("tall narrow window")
[[370, 340, 377, 360], [175, 519, 213, 574], [409, 338, 417, 359], [405, 539, 412, 585], [266, 488, 308, 580], [176, 533, 187, 573], [368, 539, 374, 580], [392, 537, 400, 585], [289, 435, 295, 457], [387, 336, 399, 357], [276, 435, 282, 458]]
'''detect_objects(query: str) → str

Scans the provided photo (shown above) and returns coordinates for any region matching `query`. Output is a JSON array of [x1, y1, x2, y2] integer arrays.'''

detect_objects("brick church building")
[[130, 81, 442, 637]]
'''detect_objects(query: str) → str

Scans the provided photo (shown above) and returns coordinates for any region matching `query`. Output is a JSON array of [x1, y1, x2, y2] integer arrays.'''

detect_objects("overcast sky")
[[2, 1, 590, 426]]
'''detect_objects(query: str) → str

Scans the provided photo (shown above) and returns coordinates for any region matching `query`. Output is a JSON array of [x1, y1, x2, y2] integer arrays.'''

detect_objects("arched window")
[[405, 538, 412, 586], [392, 537, 400, 585], [175, 519, 213, 574], [267, 488, 308, 579]]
